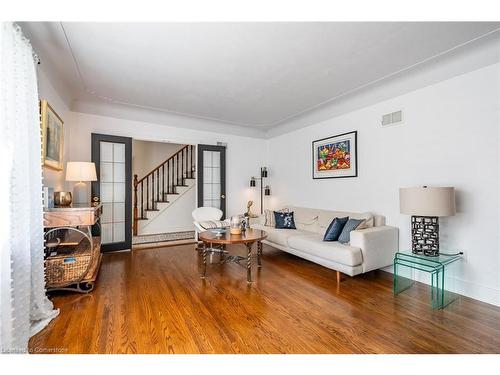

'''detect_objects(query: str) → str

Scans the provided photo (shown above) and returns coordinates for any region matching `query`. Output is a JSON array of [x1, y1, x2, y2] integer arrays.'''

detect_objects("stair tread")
[[154, 200, 170, 203], [145, 209, 160, 211]]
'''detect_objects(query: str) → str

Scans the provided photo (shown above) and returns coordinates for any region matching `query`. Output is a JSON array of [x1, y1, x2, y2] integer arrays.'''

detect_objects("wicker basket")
[[45, 237, 100, 287]]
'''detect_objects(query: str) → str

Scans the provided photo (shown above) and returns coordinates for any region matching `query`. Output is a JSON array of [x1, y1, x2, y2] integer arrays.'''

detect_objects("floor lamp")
[[250, 167, 271, 214]]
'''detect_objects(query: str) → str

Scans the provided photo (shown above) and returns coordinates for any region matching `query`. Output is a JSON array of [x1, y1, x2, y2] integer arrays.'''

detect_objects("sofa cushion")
[[323, 216, 348, 241], [253, 224, 308, 247], [288, 234, 363, 267]]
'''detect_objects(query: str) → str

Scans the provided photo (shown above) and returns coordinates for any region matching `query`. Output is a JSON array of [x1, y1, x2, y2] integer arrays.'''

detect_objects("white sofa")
[[252, 206, 399, 278]]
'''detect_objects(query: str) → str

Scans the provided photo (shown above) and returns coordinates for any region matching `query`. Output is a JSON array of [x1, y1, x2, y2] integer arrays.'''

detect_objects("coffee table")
[[198, 228, 267, 283]]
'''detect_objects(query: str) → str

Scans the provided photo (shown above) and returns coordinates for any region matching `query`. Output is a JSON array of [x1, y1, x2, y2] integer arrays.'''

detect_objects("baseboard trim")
[[383, 265, 500, 307]]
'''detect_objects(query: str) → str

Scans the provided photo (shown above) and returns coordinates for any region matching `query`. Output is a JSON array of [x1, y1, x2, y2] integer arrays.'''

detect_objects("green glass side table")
[[393, 251, 462, 309]]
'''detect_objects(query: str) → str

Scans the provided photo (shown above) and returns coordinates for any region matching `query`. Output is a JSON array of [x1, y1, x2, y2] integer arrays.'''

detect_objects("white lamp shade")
[[399, 186, 456, 217], [66, 162, 97, 182]]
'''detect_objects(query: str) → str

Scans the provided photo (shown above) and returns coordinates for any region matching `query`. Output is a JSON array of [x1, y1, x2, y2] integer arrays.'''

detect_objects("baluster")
[[162, 164, 165, 200], [146, 176, 149, 210], [167, 159, 170, 195], [133, 174, 138, 236], [141, 180, 144, 219], [181, 147, 185, 185], [185, 146, 188, 179], [157, 169, 159, 202], [152, 172, 155, 210], [176, 153, 179, 187], [187, 147, 189, 178]]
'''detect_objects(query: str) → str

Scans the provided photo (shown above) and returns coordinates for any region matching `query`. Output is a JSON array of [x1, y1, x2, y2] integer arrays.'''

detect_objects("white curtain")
[[0, 22, 58, 354]]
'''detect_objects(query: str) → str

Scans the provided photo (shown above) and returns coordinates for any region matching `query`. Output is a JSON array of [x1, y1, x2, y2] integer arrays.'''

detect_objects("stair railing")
[[133, 144, 196, 235]]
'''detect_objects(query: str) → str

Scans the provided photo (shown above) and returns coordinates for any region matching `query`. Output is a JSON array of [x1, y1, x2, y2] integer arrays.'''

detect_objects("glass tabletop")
[[396, 250, 462, 267]]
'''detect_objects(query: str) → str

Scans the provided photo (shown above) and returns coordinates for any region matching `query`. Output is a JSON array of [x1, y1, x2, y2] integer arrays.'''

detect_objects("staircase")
[[133, 145, 196, 236]]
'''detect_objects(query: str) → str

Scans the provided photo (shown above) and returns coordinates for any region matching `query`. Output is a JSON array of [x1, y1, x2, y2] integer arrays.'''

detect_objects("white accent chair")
[[192, 207, 224, 251]]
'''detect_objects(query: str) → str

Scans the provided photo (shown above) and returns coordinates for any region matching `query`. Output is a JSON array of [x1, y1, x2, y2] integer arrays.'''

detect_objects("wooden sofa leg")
[[336, 271, 344, 283]]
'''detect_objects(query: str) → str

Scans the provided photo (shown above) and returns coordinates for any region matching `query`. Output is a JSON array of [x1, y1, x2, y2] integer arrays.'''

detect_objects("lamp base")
[[73, 181, 88, 204], [411, 215, 439, 257]]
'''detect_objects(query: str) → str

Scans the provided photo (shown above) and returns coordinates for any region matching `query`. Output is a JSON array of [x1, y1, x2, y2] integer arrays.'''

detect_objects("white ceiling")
[[21, 22, 500, 133]]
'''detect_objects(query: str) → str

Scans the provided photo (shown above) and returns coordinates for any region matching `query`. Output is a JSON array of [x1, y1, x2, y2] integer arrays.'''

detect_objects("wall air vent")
[[381, 110, 403, 127]]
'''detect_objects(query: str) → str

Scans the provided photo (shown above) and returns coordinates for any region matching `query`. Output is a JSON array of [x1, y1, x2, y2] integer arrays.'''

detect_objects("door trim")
[[197, 144, 226, 219], [91, 133, 133, 252]]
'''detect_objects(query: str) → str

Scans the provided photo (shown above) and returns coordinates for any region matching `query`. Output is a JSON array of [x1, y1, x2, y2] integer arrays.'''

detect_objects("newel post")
[[133, 174, 138, 236]]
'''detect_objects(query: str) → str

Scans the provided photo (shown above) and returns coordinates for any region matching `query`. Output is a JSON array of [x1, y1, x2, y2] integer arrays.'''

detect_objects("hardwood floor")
[[29, 244, 500, 354]]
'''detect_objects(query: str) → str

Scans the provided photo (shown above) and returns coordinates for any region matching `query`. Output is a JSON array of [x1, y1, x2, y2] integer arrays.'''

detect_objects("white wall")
[[267, 63, 500, 306], [68, 111, 266, 218], [37, 68, 72, 192]]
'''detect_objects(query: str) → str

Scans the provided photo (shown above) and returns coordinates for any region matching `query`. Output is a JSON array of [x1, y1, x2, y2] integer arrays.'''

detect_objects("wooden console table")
[[43, 203, 103, 293]]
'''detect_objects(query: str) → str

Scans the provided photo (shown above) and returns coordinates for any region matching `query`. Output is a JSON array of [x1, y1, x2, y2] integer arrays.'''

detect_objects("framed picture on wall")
[[41, 99, 64, 170], [312, 131, 357, 179]]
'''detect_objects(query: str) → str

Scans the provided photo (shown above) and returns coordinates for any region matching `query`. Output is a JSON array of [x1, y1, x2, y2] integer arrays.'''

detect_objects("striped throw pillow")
[[198, 219, 229, 230], [264, 209, 275, 227], [264, 208, 288, 227]]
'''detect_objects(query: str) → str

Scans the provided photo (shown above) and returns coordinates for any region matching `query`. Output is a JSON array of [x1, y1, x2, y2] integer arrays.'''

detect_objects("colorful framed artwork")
[[41, 99, 64, 170], [312, 131, 357, 179]]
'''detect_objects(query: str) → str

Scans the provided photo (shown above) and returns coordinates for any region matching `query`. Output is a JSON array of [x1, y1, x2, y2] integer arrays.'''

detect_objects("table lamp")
[[66, 162, 97, 204], [399, 186, 456, 256]]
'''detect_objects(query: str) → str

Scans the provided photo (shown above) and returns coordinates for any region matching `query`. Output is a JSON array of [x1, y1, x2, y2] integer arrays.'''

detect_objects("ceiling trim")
[[70, 99, 268, 139]]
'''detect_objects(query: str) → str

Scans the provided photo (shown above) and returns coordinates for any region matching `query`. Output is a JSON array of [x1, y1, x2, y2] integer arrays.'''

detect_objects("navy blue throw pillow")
[[338, 218, 364, 244], [274, 211, 296, 229], [323, 217, 349, 241]]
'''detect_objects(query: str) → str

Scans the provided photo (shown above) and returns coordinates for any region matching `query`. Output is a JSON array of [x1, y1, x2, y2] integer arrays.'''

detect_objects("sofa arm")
[[350, 226, 399, 273]]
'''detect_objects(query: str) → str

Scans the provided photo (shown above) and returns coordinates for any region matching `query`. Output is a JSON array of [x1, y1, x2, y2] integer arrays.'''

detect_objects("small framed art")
[[312, 131, 357, 179]]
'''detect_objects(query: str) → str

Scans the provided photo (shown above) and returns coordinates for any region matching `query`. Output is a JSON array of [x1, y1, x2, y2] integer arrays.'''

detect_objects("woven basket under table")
[[45, 237, 101, 288]]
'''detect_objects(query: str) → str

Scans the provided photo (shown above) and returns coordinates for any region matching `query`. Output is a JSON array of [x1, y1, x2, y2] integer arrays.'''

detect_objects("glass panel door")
[[91, 134, 132, 252], [197, 145, 226, 218], [99, 142, 126, 244]]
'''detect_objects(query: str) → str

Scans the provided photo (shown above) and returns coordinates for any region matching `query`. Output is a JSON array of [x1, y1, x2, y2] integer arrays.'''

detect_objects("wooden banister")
[[136, 145, 189, 184], [133, 144, 195, 237]]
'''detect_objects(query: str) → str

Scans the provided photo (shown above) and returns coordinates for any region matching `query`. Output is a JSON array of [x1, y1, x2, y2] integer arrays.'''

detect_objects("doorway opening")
[[131, 139, 197, 248]]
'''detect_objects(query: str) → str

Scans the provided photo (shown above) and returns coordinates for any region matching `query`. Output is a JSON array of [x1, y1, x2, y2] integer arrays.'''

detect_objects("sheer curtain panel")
[[0, 22, 58, 354]]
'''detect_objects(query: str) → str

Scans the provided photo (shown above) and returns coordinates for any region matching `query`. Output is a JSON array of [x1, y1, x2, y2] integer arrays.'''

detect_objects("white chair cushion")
[[192, 207, 223, 222], [287, 233, 363, 267]]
